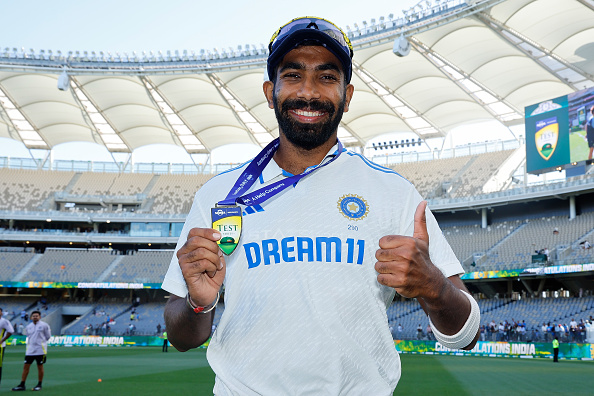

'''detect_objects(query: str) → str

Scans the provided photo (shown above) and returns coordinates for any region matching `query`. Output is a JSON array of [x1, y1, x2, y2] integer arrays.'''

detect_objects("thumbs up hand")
[[374, 201, 446, 299]]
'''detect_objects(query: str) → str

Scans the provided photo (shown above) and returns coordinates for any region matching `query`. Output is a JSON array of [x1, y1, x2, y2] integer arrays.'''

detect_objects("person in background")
[[12, 311, 51, 392], [0, 308, 15, 388], [162, 331, 168, 353], [552, 336, 560, 362]]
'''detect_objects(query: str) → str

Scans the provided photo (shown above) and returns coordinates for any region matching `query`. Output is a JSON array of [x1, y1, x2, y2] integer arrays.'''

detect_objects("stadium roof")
[[0, 0, 593, 157]]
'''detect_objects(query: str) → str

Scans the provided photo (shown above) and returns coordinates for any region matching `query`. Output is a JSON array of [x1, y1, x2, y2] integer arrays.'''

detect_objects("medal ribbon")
[[218, 137, 343, 207]]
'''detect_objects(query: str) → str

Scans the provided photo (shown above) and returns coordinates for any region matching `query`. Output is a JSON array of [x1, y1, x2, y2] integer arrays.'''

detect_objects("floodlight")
[[57, 70, 69, 91], [393, 35, 411, 57]]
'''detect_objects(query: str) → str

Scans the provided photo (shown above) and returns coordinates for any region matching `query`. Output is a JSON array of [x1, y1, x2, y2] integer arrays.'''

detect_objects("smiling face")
[[264, 46, 354, 151]]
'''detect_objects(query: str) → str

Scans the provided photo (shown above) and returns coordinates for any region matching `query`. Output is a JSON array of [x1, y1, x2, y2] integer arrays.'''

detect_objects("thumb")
[[214, 253, 227, 284], [413, 200, 429, 243]]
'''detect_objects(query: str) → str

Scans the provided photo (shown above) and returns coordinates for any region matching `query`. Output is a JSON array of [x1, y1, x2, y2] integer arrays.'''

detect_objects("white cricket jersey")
[[23, 321, 51, 356], [162, 145, 463, 396], [0, 317, 15, 347]]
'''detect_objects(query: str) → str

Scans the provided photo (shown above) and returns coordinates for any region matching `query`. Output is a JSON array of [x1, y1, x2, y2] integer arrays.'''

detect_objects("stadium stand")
[[70, 172, 153, 196], [0, 167, 215, 214], [387, 149, 515, 199], [0, 168, 75, 211], [478, 212, 594, 270], [0, 251, 36, 281], [107, 302, 168, 336], [62, 302, 132, 335], [449, 150, 516, 198], [390, 155, 471, 198], [147, 173, 213, 214], [0, 297, 39, 322], [59, 300, 225, 336], [388, 296, 594, 341], [479, 296, 594, 342], [20, 248, 119, 282], [442, 222, 521, 271], [108, 250, 173, 283]]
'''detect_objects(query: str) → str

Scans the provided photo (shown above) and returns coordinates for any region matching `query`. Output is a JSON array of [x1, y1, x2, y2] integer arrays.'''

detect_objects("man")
[[569, 318, 578, 342], [552, 336, 560, 362], [426, 324, 433, 340], [162, 331, 168, 353], [163, 16, 479, 394], [1, 308, 15, 388], [12, 311, 51, 392]]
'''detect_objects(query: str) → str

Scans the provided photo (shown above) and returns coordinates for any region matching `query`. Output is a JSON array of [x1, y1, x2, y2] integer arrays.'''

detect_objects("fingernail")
[[218, 261, 224, 270], [218, 250, 223, 257], [213, 232, 221, 240]]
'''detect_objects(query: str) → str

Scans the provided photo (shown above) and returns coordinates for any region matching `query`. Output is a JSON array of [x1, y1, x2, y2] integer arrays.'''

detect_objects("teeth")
[[294, 109, 323, 117]]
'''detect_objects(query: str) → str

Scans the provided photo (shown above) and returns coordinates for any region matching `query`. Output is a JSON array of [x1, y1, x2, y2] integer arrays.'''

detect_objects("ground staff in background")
[[0, 307, 15, 388], [12, 311, 51, 392], [162, 331, 168, 352], [163, 16, 480, 395], [552, 336, 560, 362]]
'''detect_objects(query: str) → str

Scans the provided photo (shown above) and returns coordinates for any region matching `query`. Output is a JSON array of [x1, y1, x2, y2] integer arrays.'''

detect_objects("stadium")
[[1, 0, 594, 394]]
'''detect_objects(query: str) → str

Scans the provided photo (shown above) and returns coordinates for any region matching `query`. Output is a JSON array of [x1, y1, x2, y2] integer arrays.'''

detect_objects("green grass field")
[[570, 130, 590, 162], [1, 346, 593, 395]]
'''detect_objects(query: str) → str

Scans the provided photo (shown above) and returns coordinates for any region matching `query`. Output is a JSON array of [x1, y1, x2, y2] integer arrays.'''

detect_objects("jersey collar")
[[258, 142, 342, 184]]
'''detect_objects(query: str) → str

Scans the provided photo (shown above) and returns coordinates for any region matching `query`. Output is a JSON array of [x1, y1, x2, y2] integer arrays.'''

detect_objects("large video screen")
[[525, 86, 594, 174]]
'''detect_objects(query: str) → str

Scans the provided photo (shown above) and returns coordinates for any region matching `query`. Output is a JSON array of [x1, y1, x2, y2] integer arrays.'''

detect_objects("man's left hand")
[[374, 200, 446, 299]]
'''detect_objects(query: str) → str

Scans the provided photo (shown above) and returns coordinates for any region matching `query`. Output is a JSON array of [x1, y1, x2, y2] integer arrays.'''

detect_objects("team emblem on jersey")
[[337, 194, 369, 221]]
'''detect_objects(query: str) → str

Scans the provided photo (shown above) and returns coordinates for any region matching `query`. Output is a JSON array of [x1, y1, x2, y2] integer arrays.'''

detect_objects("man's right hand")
[[176, 228, 226, 307]]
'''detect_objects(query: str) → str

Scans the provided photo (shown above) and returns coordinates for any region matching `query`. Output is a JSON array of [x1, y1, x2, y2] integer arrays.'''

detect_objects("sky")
[[0, 0, 520, 164], [1, 0, 416, 56]]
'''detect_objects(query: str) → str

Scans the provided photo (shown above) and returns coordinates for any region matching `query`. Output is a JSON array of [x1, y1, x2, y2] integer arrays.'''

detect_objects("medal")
[[213, 137, 344, 255], [211, 205, 242, 255]]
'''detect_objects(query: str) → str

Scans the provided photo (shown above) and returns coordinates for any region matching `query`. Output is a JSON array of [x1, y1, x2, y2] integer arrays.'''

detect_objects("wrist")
[[186, 292, 219, 314], [420, 273, 450, 306]]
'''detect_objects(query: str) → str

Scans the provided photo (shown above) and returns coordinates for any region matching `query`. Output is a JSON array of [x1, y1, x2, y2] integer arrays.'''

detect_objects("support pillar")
[[536, 279, 546, 296], [569, 195, 576, 219], [481, 208, 488, 229]]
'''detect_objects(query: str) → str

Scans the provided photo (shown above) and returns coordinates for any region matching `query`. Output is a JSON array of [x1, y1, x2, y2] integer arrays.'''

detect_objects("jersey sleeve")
[[2, 319, 15, 334], [161, 190, 212, 297]]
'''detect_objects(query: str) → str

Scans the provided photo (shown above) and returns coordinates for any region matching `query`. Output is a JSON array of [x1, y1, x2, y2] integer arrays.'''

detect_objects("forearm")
[[163, 294, 214, 352], [0, 333, 10, 344], [418, 275, 480, 350]]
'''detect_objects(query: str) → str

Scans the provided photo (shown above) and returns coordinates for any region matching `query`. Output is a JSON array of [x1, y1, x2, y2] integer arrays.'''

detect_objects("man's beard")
[[273, 92, 345, 151]]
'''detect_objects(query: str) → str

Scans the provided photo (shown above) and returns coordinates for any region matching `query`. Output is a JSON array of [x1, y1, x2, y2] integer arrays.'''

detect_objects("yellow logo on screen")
[[535, 122, 558, 161]]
